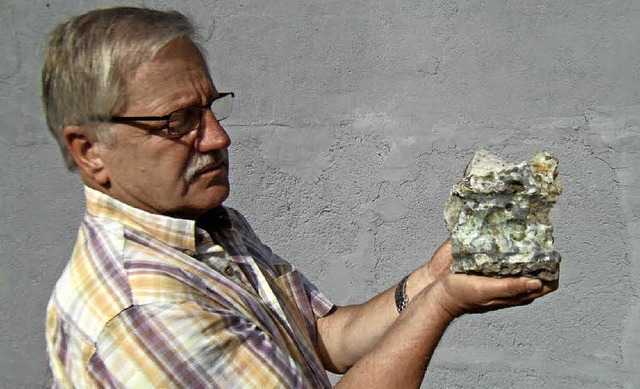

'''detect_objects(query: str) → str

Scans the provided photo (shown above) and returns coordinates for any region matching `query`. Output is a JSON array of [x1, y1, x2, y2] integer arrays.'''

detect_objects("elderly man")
[[43, 7, 555, 388]]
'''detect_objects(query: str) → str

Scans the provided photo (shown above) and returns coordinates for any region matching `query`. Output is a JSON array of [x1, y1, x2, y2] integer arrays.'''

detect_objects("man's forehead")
[[122, 38, 216, 114], [148, 38, 209, 71]]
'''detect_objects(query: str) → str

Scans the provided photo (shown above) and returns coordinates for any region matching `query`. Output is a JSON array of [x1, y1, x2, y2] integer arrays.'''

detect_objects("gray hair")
[[42, 7, 199, 169]]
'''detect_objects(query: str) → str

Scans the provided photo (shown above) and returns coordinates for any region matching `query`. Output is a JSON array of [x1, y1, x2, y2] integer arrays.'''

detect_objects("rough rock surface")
[[444, 150, 562, 281]]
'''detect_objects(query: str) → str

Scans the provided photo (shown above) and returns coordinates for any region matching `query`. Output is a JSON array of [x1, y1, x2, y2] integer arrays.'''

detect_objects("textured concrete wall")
[[1, 1, 639, 387]]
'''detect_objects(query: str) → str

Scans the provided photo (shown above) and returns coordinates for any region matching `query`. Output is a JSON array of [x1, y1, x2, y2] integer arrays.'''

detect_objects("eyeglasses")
[[110, 92, 234, 138]]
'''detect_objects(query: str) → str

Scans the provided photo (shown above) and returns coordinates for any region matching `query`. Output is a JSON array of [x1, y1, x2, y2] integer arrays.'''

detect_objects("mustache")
[[184, 149, 228, 183]]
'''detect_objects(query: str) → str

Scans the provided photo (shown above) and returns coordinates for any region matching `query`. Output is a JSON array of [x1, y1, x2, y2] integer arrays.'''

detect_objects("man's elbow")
[[316, 306, 356, 374]]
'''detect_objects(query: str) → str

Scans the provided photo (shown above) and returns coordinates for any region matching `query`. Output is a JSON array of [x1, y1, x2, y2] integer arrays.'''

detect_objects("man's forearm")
[[333, 283, 453, 388], [322, 271, 552, 387], [317, 240, 452, 372], [316, 262, 435, 373]]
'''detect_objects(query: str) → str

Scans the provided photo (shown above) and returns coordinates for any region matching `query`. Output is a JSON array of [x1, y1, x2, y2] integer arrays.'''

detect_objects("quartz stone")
[[444, 150, 562, 281]]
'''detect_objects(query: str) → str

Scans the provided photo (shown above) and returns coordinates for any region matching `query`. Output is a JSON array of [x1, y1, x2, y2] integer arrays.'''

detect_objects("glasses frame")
[[109, 92, 235, 137]]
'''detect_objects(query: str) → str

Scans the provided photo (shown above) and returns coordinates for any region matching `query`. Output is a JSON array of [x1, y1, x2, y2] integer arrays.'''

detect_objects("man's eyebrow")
[[172, 93, 214, 112]]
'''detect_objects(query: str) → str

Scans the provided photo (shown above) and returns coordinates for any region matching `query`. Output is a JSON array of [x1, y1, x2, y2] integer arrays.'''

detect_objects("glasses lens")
[[168, 107, 200, 136], [211, 94, 233, 121]]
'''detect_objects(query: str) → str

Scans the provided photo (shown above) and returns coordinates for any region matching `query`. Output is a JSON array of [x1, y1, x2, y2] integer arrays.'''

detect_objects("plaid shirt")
[[46, 187, 334, 388]]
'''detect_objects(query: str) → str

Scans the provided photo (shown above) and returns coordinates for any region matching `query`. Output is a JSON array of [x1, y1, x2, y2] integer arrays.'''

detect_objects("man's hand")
[[432, 273, 558, 320], [416, 239, 557, 319]]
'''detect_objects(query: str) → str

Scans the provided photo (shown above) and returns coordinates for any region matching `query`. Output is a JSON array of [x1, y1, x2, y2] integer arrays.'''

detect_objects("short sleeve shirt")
[[46, 187, 334, 388]]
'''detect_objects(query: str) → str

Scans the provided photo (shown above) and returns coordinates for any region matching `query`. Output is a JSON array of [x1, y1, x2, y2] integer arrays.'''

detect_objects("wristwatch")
[[394, 274, 410, 313]]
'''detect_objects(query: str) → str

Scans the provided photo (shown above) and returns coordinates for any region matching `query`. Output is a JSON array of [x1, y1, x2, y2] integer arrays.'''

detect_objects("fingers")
[[486, 277, 558, 308], [473, 296, 536, 313], [468, 277, 540, 311], [437, 274, 557, 317], [543, 279, 559, 293], [469, 287, 543, 313], [466, 275, 542, 298]]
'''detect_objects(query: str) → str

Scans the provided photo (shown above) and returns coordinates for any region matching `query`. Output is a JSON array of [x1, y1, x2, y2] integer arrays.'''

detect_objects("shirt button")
[[224, 265, 234, 277]]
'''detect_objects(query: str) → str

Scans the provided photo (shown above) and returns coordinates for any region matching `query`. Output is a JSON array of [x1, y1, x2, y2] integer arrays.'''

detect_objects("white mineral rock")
[[444, 150, 562, 281]]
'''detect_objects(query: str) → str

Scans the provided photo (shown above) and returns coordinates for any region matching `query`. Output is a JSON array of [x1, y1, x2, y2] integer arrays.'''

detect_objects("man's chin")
[[172, 188, 230, 220], [205, 182, 230, 207]]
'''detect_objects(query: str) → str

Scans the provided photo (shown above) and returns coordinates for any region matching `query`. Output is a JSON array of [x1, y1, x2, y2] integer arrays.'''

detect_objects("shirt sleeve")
[[270, 252, 335, 319], [87, 301, 313, 388]]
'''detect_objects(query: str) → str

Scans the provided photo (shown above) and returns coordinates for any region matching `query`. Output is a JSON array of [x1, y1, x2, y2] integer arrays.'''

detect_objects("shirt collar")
[[84, 186, 232, 251]]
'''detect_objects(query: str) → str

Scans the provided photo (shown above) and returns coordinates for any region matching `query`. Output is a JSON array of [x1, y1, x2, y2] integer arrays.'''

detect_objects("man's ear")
[[63, 126, 110, 186]]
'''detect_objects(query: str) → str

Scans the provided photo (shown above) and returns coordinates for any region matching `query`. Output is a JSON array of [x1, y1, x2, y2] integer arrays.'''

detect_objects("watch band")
[[394, 274, 410, 313]]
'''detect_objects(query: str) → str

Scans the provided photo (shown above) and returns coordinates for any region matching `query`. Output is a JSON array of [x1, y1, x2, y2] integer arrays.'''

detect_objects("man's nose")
[[196, 109, 231, 152]]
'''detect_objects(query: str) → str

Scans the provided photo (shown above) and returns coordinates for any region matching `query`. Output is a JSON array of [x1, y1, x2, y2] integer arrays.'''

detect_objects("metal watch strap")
[[394, 274, 410, 313]]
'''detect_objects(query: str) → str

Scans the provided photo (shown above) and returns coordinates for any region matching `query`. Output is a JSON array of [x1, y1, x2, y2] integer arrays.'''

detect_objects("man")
[[43, 7, 555, 388]]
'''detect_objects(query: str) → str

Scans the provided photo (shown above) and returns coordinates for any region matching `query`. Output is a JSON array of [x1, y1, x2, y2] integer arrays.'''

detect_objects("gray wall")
[[1, 0, 638, 387]]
